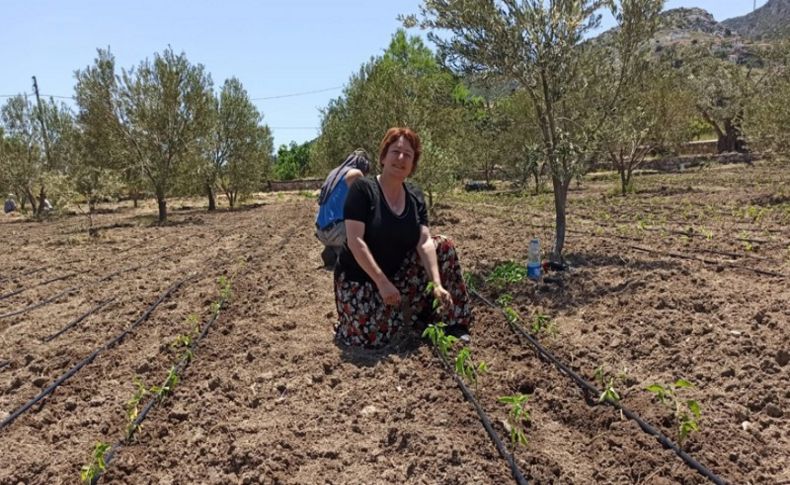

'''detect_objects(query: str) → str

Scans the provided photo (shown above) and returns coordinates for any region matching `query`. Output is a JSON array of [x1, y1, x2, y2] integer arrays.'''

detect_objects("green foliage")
[[274, 140, 312, 180], [745, 41, 790, 154], [530, 312, 556, 336], [462, 271, 479, 292], [125, 377, 149, 439], [495, 293, 513, 307], [1, 93, 77, 216], [200, 77, 273, 208], [150, 366, 180, 399], [646, 379, 702, 444], [416, 0, 663, 258], [218, 275, 232, 301], [598, 60, 696, 196], [594, 366, 621, 403], [312, 29, 461, 197], [503, 306, 520, 327], [454, 347, 488, 386], [80, 441, 110, 484], [486, 261, 526, 288], [116, 47, 214, 221], [73, 48, 125, 210], [498, 393, 531, 447], [422, 322, 458, 360]]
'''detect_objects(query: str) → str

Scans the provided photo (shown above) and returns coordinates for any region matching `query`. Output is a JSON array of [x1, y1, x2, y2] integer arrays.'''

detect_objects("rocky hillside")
[[599, 6, 780, 67], [721, 0, 790, 41]]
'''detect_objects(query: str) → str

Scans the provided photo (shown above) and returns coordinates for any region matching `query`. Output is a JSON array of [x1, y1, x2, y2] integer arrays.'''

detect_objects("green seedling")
[[742, 241, 753, 252], [503, 306, 520, 327], [454, 347, 489, 387], [218, 275, 232, 301], [486, 261, 526, 288], [496, 293, 513, 307], [80, 441, 110, 484], [150, 367, 180, 400], [210, 301, 222, 316], [462, 271, 479, 292], [171, 334, 192, 351], [186, 313, 201, 335], [425, 282, 441, 312], [530, 312, 556, 336], [125, 377, 149, 439], [594, 366, 621, 404], [498, 393, 531, 447], [422, 323, 458, 360], [646, 379, 702, 444]]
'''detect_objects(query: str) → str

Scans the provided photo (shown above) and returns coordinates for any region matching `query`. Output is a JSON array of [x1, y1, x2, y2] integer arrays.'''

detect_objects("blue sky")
[[1, 0, 767, 149]]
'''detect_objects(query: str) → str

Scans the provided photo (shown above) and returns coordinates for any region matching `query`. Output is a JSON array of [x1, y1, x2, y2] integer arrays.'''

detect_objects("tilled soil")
[[0, 161, 787, 484]]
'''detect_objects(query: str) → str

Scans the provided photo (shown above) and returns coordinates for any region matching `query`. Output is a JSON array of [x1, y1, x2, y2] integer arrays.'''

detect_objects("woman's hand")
[[432, 283, 453, 312], [377, 278, 401, 306]]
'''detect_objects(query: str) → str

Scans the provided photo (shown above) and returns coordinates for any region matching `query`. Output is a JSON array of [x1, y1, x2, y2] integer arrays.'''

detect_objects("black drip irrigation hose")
[[116, 232, 170, 254], [0, 286, 80, 320], [431, 347, 529, 485], [92, 299, 228, 484], [460, 204, 783, 273], [0, 276, 193, 431], [41, 298, 117, 343], [0, 271, 85, 302], [0, 259, 83, 287], [472, 289, 727, 485], [92, 228, 310, 483], [0, 265, 139, 321], [627, 245, 785, 279], [0, 267, 46, 286]]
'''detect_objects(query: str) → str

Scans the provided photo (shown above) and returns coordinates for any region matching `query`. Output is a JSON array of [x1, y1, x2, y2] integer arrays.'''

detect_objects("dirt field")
[[0, 160, 787, 484]]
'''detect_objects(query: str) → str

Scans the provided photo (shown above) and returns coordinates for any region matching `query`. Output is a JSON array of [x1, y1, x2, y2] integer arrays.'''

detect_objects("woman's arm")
[[415, 225, 453, 310], [344, 168, 364, 187], [345, 219, 400, 305]]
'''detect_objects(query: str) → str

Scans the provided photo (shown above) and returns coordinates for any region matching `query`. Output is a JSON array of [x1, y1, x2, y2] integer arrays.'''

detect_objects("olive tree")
[[744, 41, 790, 157], [116, 48, 213, 222], [73, 48, 125, 212], [202, 77, 271, 209], [598, 61, 695, 195], [415, 0, 663, 259], [314, 29, 462, 207]]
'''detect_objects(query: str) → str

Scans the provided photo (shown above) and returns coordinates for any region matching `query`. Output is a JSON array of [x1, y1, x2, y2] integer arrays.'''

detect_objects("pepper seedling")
[[80, 441, 110, 484], [646, 379, 702, 445], [498, 393, 531, 447]]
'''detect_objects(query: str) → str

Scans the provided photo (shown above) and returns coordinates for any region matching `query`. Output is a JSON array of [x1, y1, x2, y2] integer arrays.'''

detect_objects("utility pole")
[[31, 76, 53, 167], [31, 75, 53, 216]]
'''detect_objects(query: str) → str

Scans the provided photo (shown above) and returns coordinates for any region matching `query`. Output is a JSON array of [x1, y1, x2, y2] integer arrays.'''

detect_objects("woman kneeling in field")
[[333, 127, 473, 348]]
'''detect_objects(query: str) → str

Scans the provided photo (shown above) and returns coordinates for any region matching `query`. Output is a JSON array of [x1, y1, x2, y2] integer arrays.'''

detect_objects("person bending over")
[[315, 149, 371, 267], [333, 127, 473, 348]]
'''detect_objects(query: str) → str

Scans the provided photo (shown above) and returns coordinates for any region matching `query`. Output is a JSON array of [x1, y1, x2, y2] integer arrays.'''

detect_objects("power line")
[[250, 85, 343, 101], [1, 84, 344, 102], [269, 126, 320, 130]]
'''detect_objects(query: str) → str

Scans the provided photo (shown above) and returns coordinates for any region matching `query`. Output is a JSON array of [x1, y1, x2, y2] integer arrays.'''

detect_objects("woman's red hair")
[[378, 127, 422, 173]]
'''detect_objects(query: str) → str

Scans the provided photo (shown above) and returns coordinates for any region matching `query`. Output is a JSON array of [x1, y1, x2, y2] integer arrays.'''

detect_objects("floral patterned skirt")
[[333, 235, 473, 348]]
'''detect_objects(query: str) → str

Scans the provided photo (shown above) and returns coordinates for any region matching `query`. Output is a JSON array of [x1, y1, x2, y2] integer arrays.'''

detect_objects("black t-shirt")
[[336, 177, 429, 283]]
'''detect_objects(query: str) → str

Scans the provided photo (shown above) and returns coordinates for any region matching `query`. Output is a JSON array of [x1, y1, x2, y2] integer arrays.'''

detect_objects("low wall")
[[642, 152, 753, 171], [676, 140, 718, 156], [265, 179, 323, 192]]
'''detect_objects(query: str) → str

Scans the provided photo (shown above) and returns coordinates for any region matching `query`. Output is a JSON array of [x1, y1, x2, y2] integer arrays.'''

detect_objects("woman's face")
[[380, 136, 415, 179]]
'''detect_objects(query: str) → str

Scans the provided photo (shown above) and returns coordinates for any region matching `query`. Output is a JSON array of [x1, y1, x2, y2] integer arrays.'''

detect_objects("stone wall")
[[265, 178, 323, 192]]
